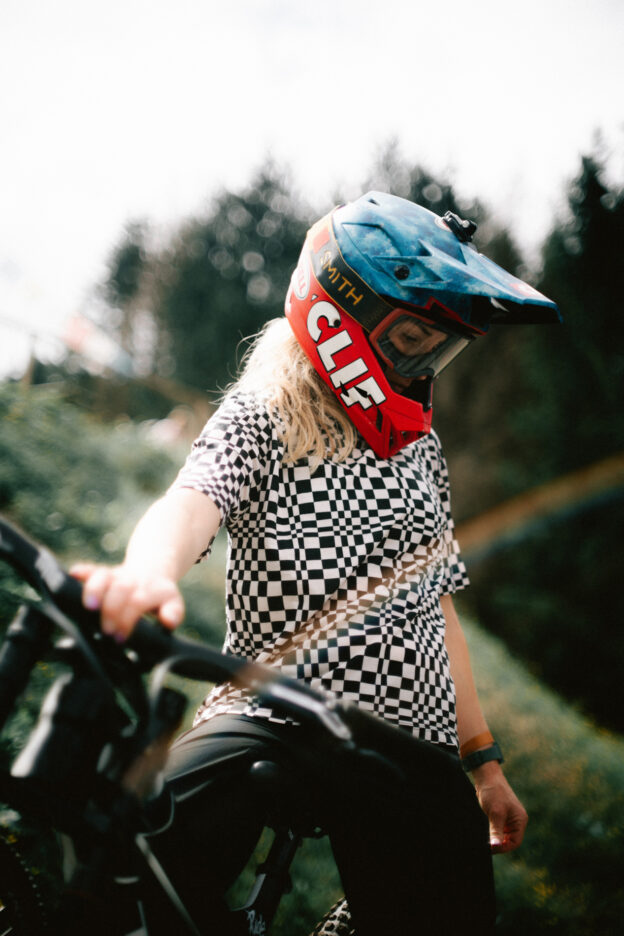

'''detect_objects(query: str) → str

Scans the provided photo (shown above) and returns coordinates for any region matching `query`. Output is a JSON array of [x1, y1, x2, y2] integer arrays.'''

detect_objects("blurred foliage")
[[0, 382, 227, 918], [31, 357, 208, 424], [102, 161, 311, 396], [466, 151, 624, 732], [464, 615, 624, 936], [469, 499, 624, 733], [105, 220, 149, 310], [226, 616, 624, 936], [5, 143, 623, 930], [81, 144, 624, 730], [0, 382, 171, 561], [0, 381, 226, 711], [508, 151, 623, 485]]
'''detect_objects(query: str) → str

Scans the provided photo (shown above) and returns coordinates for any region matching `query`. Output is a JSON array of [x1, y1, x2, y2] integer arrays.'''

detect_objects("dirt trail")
[[456, 452, 624, 557]]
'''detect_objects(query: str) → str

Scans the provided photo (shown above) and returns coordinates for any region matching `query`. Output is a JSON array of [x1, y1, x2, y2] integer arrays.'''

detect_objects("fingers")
[[493, 809, 529, 854], [69, 563, 185, 640], [159, 593, 186, 630], [486, 803, 506, 852], [487, 802, 528, 854], [68, 562, 99, 582], [99, 570, 149, 638], [475, 772, 529, 855], [75, 565, 116, 613]]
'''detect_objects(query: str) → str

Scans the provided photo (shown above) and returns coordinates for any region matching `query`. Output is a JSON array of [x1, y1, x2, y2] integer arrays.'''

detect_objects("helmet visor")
[[370, 310, 473, 379]]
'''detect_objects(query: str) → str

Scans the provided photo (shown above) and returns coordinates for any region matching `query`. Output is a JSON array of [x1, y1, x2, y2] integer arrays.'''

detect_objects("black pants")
[[144, 714, 495, 936]]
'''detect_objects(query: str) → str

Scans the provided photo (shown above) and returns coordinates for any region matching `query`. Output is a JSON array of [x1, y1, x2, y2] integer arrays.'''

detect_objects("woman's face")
[[381, 317, 448, 391], [386, 318, 448, 358]]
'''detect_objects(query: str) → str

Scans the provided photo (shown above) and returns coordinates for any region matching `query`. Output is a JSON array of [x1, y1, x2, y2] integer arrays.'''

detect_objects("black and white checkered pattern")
[[310, 898, 354, 935], [172, 392, 470, 748]]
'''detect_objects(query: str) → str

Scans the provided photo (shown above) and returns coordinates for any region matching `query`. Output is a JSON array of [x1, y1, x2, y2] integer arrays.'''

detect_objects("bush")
[[463, 612, 624, 936], [0, 383, 226, 745], [0, 383, 174, 558]]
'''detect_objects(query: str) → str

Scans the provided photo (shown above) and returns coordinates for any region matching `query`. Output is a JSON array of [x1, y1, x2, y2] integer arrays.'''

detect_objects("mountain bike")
[[1, 515, 454, 934]]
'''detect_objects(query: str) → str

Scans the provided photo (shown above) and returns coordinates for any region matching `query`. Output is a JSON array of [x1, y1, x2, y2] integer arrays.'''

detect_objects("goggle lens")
[[371, 312, 472, 378]]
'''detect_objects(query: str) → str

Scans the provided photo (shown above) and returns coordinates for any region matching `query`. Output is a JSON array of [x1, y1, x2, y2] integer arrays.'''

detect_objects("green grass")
[[463, 610, 624, 935], [145, 591, 624, 935], [201, 609, 624, 935]]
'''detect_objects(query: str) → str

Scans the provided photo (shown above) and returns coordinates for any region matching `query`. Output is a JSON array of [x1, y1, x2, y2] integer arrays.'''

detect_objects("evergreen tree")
[[363, 145, 531, 519], [469, 150, 624, 731], [148, 163, 310, 395], [532, 154, 624, 475]]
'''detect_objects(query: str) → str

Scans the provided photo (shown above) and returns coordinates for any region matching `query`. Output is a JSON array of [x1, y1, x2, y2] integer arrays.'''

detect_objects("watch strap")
[[462, 741, 504, 772]]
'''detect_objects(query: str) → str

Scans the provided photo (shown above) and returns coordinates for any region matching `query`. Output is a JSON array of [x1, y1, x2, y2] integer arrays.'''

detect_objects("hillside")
[[1, 384, 621, 934], [265, 615, 624, 935]]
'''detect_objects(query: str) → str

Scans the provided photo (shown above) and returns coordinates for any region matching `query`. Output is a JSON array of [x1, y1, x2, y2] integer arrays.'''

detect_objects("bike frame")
[[0, 517, 410, 935]]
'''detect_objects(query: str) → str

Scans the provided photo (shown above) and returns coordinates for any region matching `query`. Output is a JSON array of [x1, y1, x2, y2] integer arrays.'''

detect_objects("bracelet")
[[460, 730, 495, 758], [462, 741, 504, 773]]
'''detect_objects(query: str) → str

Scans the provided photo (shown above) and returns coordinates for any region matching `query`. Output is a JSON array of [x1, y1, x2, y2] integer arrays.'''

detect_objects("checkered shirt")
[[171, 392, 470, 748]]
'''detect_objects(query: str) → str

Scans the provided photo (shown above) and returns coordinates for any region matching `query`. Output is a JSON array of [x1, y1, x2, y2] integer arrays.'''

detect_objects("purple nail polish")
[[85, 595, 100, 611]]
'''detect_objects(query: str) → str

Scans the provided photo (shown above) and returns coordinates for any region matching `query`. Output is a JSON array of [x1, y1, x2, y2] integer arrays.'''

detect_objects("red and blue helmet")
[[285, 191, 561, 459]]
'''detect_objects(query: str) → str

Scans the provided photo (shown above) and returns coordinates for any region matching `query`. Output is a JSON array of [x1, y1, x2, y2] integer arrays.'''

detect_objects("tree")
[[532, 153, 624, 475], [361, 144, 531, 519], [467, 149, 624, 731], [97, 149, 525, 438], [148, 163, 311, 395], [101, 220, 151, 359]]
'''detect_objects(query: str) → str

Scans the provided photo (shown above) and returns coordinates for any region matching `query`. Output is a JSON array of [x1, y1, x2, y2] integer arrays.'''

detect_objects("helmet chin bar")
[[403, 375, 434, 410], [285, 265, 433, 458], [373, 346, 435, 411]]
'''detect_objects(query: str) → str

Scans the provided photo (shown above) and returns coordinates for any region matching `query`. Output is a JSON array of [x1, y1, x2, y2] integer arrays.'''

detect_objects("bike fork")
[[232, 826, 302, 935]]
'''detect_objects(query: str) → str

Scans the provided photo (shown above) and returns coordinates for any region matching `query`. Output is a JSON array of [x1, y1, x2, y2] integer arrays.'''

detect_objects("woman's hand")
[[472, 761, 528, 853], [70, 562, 185, 642], [69, 488, 221, 641]]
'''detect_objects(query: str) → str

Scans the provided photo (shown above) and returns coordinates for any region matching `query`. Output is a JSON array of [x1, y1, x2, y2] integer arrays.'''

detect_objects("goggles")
[[369, 309, 474, 379]]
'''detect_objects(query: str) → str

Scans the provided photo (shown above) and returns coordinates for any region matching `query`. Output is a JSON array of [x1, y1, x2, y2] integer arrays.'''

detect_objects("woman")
[[72, 192, 560, 935]]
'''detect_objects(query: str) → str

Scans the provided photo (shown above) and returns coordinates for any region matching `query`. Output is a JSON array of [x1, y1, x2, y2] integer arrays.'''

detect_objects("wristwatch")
[[461, 741, 504, 772]]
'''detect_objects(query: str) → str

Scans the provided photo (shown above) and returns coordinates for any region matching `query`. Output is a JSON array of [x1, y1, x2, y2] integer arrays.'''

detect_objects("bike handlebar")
[[0, 516, 455, 784], [0, 516, 260, 677], [0, 516, 468, 936], [0, 516, 353, 741]]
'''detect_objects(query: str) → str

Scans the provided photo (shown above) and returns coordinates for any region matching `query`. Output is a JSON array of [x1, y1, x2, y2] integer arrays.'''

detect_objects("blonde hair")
[[226, 318, 357, 464]]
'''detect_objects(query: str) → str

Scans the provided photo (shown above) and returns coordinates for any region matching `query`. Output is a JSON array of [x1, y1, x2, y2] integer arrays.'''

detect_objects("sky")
[[1, 0, 623, 377]]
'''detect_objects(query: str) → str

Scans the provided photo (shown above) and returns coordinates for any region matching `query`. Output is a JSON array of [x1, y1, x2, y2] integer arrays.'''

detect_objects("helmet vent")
[[368, 197, 380, 206]]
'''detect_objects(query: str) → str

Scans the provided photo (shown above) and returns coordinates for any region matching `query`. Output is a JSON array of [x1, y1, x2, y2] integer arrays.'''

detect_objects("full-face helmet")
[[285, 191, 560, 458]]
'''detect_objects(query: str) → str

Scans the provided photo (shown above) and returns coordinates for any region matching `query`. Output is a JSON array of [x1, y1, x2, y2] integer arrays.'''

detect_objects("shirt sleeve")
[[425, 430, 470, 595], [169, 393, 276, 531]]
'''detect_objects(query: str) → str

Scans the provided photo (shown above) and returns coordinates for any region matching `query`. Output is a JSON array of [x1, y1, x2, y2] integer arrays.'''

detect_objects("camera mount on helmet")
[[441, 211, 478, 243]]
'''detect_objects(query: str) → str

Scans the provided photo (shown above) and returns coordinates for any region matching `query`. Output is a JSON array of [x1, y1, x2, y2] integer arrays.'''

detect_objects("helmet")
[[285, 191, 561, 458]]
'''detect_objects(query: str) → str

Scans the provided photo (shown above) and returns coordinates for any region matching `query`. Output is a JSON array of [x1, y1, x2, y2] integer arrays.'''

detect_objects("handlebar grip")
[[0, 516, 96, 624], [53, 569, 98, 622], [127, 617, 177, 668], [0, 606, 52, 733]]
